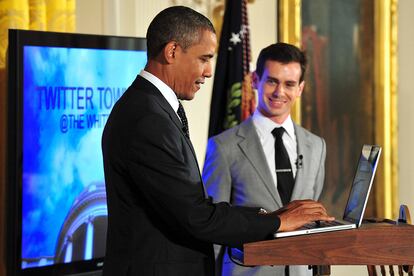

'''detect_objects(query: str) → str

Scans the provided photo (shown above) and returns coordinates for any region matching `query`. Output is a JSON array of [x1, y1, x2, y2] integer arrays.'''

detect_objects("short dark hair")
[[146, 6, 215, 59], [255, 42, 307, 82]]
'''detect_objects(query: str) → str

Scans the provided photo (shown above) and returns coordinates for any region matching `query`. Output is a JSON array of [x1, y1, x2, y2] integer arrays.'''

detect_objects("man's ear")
[[297, 81, 305, 97], [163, 41, 177, 63], [252, 71, 259, 90]]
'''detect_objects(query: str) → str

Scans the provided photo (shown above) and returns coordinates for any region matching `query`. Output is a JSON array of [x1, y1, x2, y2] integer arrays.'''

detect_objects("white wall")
[[398, 0, 414, 216], [76, 1, 414, 275]]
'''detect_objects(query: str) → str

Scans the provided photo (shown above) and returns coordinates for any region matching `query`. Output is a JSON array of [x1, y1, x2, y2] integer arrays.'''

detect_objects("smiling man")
[[102, 8, 333, 276], [203, 43, 327, 276]]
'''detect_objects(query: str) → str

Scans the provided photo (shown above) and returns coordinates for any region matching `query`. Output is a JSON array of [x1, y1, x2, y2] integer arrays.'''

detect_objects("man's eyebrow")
[[265, 77, 298, 84], [201, 53, 214, 58]]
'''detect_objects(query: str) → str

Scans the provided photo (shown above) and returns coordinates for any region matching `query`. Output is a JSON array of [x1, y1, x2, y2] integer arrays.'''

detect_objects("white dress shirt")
[[252, 110, 298, 189]]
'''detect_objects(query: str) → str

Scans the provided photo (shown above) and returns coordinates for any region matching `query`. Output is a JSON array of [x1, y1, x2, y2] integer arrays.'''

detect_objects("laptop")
[[274, 144, 382, 238]]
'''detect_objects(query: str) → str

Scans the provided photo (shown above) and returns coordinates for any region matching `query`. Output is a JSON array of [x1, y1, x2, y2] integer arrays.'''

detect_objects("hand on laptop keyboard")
[[273, 200, 335, 232]]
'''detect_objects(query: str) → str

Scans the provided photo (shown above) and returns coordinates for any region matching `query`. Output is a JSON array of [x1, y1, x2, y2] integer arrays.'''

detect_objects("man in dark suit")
[[102, 6, 333, 276]]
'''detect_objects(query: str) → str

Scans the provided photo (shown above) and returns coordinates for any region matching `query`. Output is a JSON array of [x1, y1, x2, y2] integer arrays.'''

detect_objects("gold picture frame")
[[278, 0, 398, 218]]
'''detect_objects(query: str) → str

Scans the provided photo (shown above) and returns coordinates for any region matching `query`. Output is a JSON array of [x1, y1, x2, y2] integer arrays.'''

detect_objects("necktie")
[[272, 127, 294, 206], [177, 102, 190, 139]]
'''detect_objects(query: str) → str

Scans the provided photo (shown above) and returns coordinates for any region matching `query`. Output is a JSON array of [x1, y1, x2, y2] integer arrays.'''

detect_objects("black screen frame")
[[6, 29, 146, 276]]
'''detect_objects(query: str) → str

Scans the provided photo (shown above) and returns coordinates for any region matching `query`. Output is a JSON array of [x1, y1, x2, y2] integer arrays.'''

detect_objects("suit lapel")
[[236, 118, 283, 206], [133, 76, 206, 196], [133, 76, 199, 159], [291, 124, 312, 200]]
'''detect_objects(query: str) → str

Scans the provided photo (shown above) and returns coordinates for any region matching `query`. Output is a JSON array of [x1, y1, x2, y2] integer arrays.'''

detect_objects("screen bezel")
[[342, 144, 382, 226], [6, 29, 146, 276]]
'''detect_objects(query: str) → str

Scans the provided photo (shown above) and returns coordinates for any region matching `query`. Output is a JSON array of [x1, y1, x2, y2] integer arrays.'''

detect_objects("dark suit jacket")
[[101, 75, 278, 276]]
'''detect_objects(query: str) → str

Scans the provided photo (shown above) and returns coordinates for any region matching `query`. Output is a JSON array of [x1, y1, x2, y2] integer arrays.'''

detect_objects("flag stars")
[[230, 32, 241, 45], [240, 25, 248, 37], [228, 24, 249, 51]]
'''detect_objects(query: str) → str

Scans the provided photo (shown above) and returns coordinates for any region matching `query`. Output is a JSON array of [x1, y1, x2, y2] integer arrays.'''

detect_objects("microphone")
[[296, 154, 303, 169]]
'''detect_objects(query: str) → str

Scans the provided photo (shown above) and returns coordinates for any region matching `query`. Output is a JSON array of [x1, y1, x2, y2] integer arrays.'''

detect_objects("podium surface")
[[243, 223, 414, 266]]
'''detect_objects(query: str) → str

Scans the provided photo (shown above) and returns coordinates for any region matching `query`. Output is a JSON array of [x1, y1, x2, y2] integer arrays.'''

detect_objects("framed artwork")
[[278, 0, 398, 219]]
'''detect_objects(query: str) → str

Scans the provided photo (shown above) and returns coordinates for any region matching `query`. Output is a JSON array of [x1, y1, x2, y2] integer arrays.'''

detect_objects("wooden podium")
[[243, 223, 414, 275]]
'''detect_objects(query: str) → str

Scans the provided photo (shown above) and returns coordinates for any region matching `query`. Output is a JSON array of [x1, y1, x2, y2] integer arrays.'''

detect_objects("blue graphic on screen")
[[22, 46, 146, 268]]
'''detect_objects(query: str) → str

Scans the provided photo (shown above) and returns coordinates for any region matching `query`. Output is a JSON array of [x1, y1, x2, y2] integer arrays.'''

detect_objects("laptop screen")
[[343, 145, 382, 226]]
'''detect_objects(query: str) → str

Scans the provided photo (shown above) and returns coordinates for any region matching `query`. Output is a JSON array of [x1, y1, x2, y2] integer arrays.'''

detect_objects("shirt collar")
[[252, 110, 295, 140], [140, 70, 179, 112]]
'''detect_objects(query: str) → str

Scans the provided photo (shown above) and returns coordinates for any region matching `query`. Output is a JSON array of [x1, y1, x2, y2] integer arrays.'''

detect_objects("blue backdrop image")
[[21, 46, 147, 268]]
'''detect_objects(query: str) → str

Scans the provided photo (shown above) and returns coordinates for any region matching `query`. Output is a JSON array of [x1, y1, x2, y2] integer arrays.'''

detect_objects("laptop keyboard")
[[299, 220, 344, 230]]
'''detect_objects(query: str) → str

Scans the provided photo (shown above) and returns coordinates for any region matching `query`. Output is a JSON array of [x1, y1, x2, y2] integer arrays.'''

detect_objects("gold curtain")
[[0, 1, 75, 274]]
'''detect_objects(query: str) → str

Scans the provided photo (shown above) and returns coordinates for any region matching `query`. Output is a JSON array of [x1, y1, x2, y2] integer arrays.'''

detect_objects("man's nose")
[[204, 62, 213, 78], [272, 84, 282, 96]]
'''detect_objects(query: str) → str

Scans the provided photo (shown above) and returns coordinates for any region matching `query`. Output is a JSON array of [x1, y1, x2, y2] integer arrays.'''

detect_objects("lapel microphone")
[[296, 154, 303, 169]]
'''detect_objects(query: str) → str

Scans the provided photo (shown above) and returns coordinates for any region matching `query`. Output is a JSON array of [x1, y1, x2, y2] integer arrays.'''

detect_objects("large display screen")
[[7, 29, 147, 276]]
